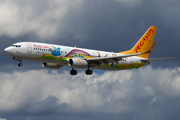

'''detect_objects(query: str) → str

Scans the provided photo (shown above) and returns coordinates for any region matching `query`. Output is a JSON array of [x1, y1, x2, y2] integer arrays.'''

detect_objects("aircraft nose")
[[4, 47, 12, 54]]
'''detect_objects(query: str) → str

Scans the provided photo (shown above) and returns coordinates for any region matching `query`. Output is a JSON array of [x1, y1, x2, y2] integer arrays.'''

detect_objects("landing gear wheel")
[[18, 63, 23, 67], [13, 58, 23, 67], [85, 69, 93, 75], [74, 70, 77, 75], [70, 69, 77, 75]]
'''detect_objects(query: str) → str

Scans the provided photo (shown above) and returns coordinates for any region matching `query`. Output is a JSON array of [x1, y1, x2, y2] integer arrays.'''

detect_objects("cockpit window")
[[14, 45, 21, 47], [12, 44, 21, 47]]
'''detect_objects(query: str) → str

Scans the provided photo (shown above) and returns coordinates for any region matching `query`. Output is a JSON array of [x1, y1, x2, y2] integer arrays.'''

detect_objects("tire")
[[70, 70, 77, 75], [89, 70, 93, 75], [85, 70, 93, 75], [18, 63, 23, 67]]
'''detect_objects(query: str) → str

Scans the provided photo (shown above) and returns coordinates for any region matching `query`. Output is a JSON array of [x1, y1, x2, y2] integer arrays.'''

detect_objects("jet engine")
[[68, 58, 88, 68], [42, 63, 62, 69]]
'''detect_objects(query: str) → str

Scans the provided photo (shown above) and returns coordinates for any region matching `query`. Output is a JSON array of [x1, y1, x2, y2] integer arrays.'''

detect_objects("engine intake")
[[68, 58, 88, 68]]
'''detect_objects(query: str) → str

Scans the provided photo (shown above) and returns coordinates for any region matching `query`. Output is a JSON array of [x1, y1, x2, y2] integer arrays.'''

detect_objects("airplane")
[[4, 26, 174, 75]]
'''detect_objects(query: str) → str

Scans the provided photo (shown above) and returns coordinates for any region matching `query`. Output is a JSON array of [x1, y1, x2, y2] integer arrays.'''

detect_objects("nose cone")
[[4, 47, 12, 55]]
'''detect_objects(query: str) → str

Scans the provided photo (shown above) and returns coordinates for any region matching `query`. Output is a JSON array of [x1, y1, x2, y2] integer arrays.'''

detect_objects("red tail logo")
[[135, 27, 154, 53]]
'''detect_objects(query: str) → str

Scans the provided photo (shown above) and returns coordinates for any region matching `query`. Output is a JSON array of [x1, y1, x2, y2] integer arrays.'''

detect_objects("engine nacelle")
[[68, 58, 88, 68], [42, 63, 62, 69]]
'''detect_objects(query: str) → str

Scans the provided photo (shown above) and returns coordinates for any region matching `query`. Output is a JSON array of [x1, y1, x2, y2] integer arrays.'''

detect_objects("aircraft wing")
[[86, 42, 156, 66], [86, 52, 147, 66]]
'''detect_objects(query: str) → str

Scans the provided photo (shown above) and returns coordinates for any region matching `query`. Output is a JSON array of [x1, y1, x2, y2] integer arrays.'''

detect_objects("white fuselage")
[[4, 42, 146, 70]]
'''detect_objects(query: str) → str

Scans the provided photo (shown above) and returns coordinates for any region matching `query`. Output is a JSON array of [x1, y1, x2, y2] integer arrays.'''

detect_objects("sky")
[[0, 0, 180, 119]]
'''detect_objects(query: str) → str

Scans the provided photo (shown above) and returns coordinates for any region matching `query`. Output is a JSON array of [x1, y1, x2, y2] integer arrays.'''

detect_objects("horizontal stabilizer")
[[142, 57, 175, 62]]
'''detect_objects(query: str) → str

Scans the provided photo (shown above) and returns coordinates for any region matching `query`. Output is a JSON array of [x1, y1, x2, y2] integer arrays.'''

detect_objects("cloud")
[[26, 95, 71, 114], [1, 66, 180, 119], [0, 118, 6, 120], [0, 0, 82, 39]]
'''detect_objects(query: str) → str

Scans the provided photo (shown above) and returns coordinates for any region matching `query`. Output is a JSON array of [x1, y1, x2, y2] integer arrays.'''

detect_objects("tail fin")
[[119, 26, 157, 58]]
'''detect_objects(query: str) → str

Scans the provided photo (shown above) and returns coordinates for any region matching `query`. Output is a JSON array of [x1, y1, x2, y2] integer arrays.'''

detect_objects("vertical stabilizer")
[[119, 26, 157, 58]]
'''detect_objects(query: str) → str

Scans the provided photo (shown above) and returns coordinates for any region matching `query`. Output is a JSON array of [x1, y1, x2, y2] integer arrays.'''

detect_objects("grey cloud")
[[0, 67, 180, 119], [0, 0, 81, 39], [26, 95, 71, 114]]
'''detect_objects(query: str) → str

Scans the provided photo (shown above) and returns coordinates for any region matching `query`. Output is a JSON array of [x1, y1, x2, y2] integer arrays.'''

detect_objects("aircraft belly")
[[16, 56, 68, 66], [94, 66, 125, 70], [94, 62, 145, 70]]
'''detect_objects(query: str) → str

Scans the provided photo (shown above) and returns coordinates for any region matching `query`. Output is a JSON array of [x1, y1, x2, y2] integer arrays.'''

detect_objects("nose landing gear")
[[13, 57, 23, 67], [18, 62, 23, 67]]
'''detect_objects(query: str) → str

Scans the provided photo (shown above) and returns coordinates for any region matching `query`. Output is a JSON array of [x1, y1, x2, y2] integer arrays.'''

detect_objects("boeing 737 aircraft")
[[4, 26, 174, 75]]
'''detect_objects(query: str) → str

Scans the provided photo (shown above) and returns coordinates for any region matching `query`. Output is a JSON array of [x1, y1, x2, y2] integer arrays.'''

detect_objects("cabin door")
[[27, 43, 32, 53]]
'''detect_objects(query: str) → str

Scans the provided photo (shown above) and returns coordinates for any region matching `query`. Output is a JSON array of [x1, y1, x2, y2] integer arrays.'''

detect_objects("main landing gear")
[[70, 68, 93, 75], [13, 57, 23, 67], [70, 68, 77, 75], [85, 69, 93, 75]]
